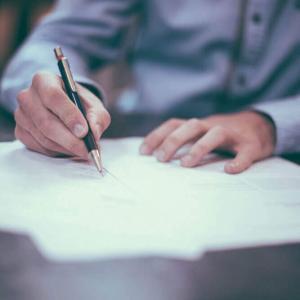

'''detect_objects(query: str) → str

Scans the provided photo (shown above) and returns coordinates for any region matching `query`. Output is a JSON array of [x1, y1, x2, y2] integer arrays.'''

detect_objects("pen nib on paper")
[[90, 150, 104, 176]]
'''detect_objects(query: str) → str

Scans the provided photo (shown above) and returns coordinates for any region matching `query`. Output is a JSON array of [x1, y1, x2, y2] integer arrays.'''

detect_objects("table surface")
[[0, 230, 299, 300]]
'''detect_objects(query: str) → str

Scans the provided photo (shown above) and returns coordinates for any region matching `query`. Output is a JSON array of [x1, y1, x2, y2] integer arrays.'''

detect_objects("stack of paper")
[[0, 138, 299, 261]]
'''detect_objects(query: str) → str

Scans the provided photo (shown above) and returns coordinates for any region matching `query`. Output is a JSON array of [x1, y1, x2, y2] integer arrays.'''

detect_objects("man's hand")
[[140, 111, 276, 174], [14, 71, 111, 158]]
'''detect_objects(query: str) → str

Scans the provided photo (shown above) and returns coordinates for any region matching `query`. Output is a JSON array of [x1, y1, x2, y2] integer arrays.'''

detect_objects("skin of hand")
[[140, 111, 276, 174], [14, 71, 111, 159]]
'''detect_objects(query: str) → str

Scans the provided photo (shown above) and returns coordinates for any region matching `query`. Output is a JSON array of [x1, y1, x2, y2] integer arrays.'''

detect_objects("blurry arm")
[[0, 0, 140, 112]]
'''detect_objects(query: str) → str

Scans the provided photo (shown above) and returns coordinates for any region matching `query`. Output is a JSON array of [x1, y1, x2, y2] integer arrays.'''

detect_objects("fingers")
[[140, 118, 184, 155], [17, 87, 88, 158], [179, 124, 256, 173], [15, 125, 57, 157], [14, 107, 73, 156], [224, 147, 256, 174], [140, 112, 266, 173], [142, 117, 257, 174], [77, 84, 111, 141], [32, 72, 88, 138], [16, 71, 111, 159], [181, 126, 233, 167], [153, 118, 208, 162]]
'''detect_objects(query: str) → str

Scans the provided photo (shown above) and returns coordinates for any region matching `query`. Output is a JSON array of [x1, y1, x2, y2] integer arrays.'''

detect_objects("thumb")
[[84, 100, 111, 141], [224, 147, 255, 174], [86, 110, 103, 141], [78, 85, 111, 141]]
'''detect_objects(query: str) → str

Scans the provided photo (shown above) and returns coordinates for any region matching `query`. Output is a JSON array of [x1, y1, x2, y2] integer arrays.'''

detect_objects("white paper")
[[0, 138, 299, 261]]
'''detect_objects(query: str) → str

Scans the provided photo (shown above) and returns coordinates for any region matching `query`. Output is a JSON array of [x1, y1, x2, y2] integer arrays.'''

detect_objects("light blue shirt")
[[1, 0, 300, 154]]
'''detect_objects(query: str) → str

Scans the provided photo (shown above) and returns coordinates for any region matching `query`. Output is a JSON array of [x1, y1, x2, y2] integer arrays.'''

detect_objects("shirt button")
[[237, 74, 247, 87], [251, 12, 262, 24]]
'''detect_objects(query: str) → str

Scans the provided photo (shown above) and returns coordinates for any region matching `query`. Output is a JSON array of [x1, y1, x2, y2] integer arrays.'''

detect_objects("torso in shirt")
[[126, 0, 300, 117]]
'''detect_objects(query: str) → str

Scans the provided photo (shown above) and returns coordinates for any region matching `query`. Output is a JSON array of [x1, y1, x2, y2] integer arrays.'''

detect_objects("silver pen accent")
[[90, 149, 104, 175]]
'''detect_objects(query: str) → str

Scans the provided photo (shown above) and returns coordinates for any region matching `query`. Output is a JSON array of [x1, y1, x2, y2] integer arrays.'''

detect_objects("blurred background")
[[0, 0, 54, 76], [0, 0, 53, 139], [0, 0, 133, 106]]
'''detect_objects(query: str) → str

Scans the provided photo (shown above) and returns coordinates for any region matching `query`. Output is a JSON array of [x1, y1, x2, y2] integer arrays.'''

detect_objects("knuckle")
[[43, 85, 62, 106], [195, 143, 209, 154], [200, 120, 210, 131], [63, 111, 79, 128], [188, 118, 198, 125], [168, 118, 182, 127], [32, 72, 46, 89], [17, 89, 29, 106], [145, 132, 160, 145], [213, 125, 227, 136], [165, 135, 181, 148], [187, 118, 202, 130]]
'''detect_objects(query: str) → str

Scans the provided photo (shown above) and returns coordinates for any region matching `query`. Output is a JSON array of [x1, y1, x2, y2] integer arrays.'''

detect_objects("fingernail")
[[181, 155, 194, 167], [225, 162, 238, 174], [73, 124, 85, 138], [155, 150, 166, 162], [140, 144, 150, 155], [228, 162, 236, 169]]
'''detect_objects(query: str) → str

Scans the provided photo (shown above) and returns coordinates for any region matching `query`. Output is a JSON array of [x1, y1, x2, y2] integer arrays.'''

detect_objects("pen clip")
[[54, 47, 77, 93]]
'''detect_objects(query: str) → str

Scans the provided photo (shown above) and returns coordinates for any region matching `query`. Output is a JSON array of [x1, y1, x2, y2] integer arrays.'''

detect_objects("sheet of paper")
[[0, 138, 299, 261]]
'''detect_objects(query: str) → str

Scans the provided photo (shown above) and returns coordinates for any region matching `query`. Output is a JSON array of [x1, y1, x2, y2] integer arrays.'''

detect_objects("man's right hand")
[[14, 71, 111, 158]]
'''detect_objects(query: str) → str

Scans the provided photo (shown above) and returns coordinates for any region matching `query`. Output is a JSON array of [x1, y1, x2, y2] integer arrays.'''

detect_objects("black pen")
[[54, 46, 104, 175]]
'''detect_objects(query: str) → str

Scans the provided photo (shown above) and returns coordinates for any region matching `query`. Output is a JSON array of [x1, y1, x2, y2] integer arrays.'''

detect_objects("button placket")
[[230, 0, 273, 94], [236, 73, 247, 87], [242, 0, 269, 64]]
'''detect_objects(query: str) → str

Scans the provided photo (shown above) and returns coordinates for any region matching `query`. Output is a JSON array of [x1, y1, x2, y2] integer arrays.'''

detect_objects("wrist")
[[246, 110, 276, 154]]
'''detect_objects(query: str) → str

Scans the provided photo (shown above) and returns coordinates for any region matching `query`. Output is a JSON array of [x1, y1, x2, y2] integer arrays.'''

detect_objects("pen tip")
[[96, 164, 104, 176], [90, 150, 104, 176], [94, 158, 104, 176]]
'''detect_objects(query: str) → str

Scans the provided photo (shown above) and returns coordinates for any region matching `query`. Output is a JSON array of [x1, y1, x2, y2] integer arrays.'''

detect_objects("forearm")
[[0, 0, 140, 113], [0, 42, 100, 113]]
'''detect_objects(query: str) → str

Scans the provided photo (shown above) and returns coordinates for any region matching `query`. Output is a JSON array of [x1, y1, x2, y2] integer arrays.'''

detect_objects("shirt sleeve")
[[0, 0, 140, 113], [252, 97, 300, 155]]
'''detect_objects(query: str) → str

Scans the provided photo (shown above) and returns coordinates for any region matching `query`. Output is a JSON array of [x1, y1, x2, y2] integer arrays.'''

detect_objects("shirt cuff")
[[252, 97, 300, 155]]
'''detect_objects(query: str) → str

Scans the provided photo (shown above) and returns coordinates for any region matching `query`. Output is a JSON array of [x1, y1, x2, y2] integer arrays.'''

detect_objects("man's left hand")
[[140, 111, 276, 174]]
